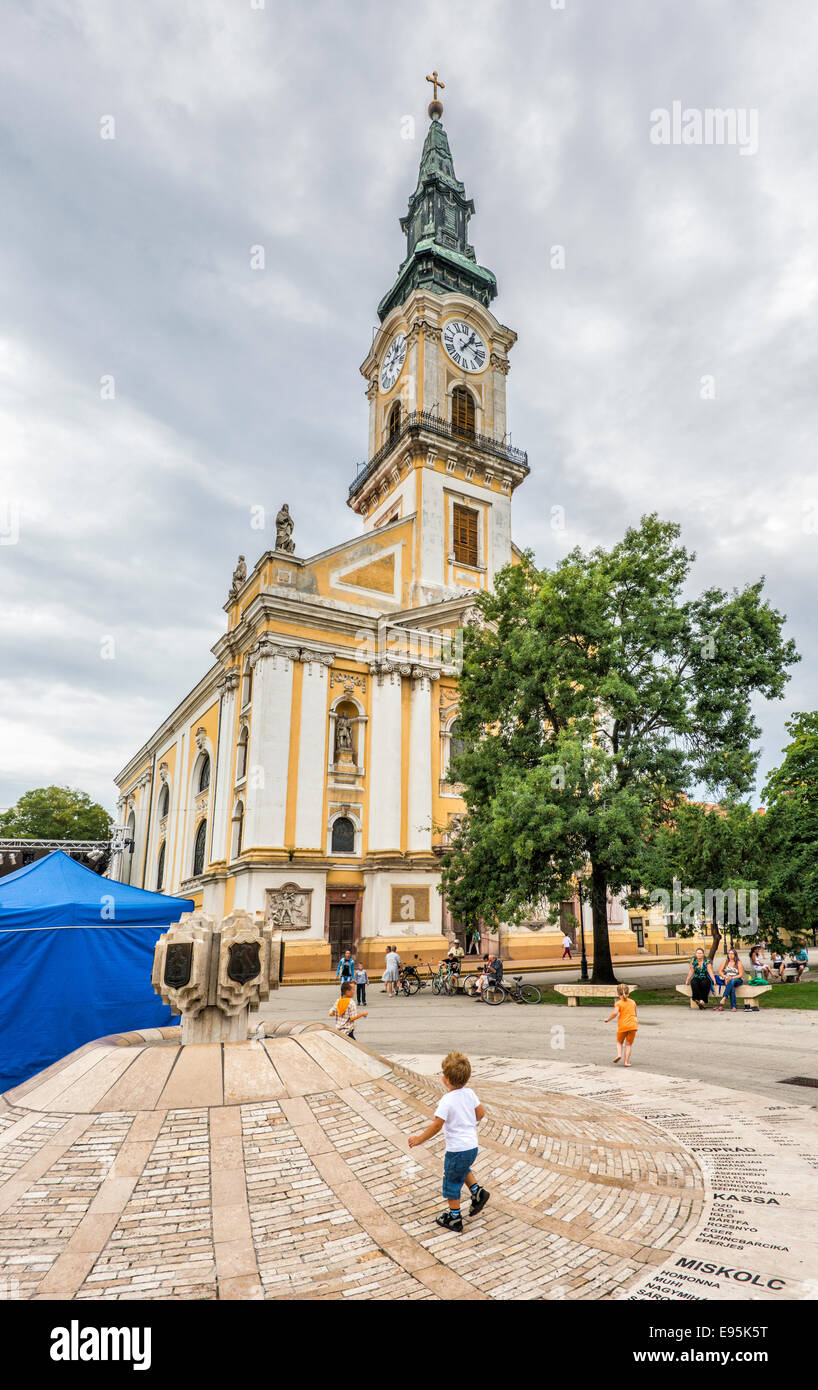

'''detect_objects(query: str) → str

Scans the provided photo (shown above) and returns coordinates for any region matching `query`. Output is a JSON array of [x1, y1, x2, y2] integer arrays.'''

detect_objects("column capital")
[[300, 649, 335, 669], [217, 669, 241, 694]]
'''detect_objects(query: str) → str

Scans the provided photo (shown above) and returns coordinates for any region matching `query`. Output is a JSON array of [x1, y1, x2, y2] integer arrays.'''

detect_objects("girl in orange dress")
[[604, 984, 638, 1067]]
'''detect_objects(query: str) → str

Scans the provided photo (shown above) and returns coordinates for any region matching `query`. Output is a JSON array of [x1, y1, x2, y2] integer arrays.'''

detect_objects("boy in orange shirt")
[[328, 982, 367, 1040], [603, 984, 638, 1067]]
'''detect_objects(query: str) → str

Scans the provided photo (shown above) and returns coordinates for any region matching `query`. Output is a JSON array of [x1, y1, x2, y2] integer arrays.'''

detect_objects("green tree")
[[0, 786, 112, 842], [758, 712, 818, 941], [440, 515, 798, 982], [634, 799, 763, 958]]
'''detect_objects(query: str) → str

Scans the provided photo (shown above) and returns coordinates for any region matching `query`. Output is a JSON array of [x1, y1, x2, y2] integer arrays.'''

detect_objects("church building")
[[112, 84, 635, 973]]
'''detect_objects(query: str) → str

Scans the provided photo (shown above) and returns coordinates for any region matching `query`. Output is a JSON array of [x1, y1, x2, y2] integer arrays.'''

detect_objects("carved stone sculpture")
[[266, 884, 312, 931], [335, 714, 354, 756], [275, 503, 295, 553], [152, 909, 280, 1042]]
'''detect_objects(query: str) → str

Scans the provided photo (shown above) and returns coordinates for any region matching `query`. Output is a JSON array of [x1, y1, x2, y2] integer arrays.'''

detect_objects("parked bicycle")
[[505, 975, 541, 1004], [432, 959, 458, 995], [463, 972, 540, 1004], [399, 956, 433, 995]]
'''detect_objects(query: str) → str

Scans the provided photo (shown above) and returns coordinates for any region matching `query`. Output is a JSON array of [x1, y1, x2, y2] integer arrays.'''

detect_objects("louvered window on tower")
[[452, 385, 475, 438], [452, 504, 479, 567]]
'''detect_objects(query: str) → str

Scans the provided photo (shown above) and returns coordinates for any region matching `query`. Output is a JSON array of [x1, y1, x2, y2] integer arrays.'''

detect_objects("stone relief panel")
[[265, 882, 313, 931]]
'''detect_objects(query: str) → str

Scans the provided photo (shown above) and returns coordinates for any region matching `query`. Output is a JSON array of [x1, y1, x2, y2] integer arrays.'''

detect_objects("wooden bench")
[[553, 983, 638, 1007], [676, 983, 771, 1011]]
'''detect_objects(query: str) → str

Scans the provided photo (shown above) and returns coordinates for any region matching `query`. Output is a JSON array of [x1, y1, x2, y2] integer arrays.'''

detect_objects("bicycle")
[[399, 956, 433, 995], [505, 975, 541, 1004], [432, 961, 457, 995]]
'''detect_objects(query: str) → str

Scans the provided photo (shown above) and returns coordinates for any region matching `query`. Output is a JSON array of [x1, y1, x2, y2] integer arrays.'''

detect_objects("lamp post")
[[577, 881, 589, 983]]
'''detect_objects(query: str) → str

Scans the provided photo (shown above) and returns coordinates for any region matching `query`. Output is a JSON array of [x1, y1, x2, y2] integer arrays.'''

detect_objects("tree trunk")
[[590, 864, 617, 984], [708, 926, 721, 964]]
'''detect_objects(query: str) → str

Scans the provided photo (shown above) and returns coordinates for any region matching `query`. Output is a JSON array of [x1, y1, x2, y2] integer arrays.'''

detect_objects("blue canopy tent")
[[0, 850, 193, 1092]]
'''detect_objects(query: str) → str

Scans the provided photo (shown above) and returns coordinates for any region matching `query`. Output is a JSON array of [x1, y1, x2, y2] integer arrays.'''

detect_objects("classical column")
[[112, 796, 127, 881], [210, 669, 240, 863], [407, 668, 437, 851], [367, 662, 403, 851], [294, 650, 334, 849], [129, 770, 152, 887], [243, 639, 298, 851]]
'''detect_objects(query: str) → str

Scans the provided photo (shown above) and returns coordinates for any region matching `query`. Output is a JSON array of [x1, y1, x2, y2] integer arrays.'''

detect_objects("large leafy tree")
[[0, 786, 112, 842], [758, 712, 818, 940], [440, 515, 798, 982]]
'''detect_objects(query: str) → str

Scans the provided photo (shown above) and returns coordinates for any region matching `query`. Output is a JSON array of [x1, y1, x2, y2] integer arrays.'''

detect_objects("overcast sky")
[[1, 0, 816, 817]]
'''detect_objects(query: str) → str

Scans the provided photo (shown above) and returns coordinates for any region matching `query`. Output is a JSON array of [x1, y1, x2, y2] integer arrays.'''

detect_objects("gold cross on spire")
[[426, 70, 445, 102]]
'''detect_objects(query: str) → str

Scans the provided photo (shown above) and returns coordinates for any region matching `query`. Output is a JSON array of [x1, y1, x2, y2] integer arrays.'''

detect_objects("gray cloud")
[[1, 0, 816, 812]]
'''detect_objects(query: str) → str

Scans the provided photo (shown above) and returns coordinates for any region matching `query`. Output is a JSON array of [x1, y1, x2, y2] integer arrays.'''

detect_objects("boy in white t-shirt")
[[408, 1051, 489, 1233]]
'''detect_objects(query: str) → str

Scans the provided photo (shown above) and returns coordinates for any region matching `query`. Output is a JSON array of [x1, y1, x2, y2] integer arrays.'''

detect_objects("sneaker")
[[435, 1210, 463, 1233], [469, 1186, 490, 1217]]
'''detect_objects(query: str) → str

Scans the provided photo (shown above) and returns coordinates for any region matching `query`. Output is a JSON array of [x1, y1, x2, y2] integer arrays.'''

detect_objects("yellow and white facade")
[[112, 104, 638, 973]]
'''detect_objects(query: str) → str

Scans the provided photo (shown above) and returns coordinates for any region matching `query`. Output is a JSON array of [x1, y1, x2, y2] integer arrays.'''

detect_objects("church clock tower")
[[352, 78, 529, 608]]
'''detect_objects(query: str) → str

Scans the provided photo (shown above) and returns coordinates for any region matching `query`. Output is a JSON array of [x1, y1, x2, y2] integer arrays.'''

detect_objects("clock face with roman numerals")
[[380, 332, 407, 391], [442, 320, 488, 373]]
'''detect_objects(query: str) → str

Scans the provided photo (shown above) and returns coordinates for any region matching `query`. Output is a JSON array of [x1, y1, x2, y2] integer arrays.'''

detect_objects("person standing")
[[685, 948, 716, 1009], [604, 984, 639, 1067], [336, 949, 355, 987], [383, 945, 401, 997], [354, 962, 368, 1006], [467, 925, 480, 955], [561, 933, 573, 960]]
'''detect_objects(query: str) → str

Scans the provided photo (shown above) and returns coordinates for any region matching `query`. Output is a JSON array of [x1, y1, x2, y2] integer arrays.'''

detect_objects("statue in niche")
[[335, 714, 354, 758], [275, 504, 295, 553]]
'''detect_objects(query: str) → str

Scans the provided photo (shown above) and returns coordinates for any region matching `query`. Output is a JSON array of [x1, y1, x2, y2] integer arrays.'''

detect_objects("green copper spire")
[[377, 112, 498, 322]]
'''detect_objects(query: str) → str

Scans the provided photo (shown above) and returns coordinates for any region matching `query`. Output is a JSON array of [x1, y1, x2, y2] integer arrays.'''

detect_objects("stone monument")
[[152, 908, 281, 1043]]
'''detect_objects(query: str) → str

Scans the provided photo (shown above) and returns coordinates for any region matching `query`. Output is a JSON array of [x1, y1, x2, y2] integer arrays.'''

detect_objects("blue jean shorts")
[[442, 1147, 478, 1198]]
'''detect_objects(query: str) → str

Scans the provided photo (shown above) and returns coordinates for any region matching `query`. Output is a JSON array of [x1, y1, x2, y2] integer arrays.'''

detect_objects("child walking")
[[604, 984, 638, 1067], [328, 982, 367, 1040], [354, 963, 368, 1006], [408, 1051, 490, 1233]]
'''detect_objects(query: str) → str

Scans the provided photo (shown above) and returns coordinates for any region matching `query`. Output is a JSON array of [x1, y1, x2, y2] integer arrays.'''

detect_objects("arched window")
[[388, 400, 401, 440], [236, 725, 249, 782], [448, 720, 466, 774], [231, 802, 244, 860], [158, 784, 169, 819], [451, 386, 475, 439], [197, 754, 211, 792], [192, 820, 207, 876], [331, 817, 355, 853], [156, 841, 166, 891]]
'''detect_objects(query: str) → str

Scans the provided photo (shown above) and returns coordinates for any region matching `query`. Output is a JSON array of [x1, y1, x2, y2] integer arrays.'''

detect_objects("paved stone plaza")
[[0, 967, 814, 1301]]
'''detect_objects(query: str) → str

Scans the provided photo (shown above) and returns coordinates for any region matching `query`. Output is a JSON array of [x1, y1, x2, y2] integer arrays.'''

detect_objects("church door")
[[328, 904, 355, 968]]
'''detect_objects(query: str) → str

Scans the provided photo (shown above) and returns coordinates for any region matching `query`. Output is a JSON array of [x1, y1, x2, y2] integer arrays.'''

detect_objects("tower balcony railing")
[[348, 410, 529, 499]]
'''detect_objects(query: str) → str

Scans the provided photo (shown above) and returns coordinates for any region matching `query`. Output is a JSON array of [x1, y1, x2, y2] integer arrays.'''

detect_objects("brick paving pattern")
[[0, 1026, 736, 1299]]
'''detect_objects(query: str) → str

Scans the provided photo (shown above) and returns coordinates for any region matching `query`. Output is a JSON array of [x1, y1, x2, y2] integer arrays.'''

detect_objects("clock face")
[[380, 332, 407, 391], [442, 319, 488, 373]]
